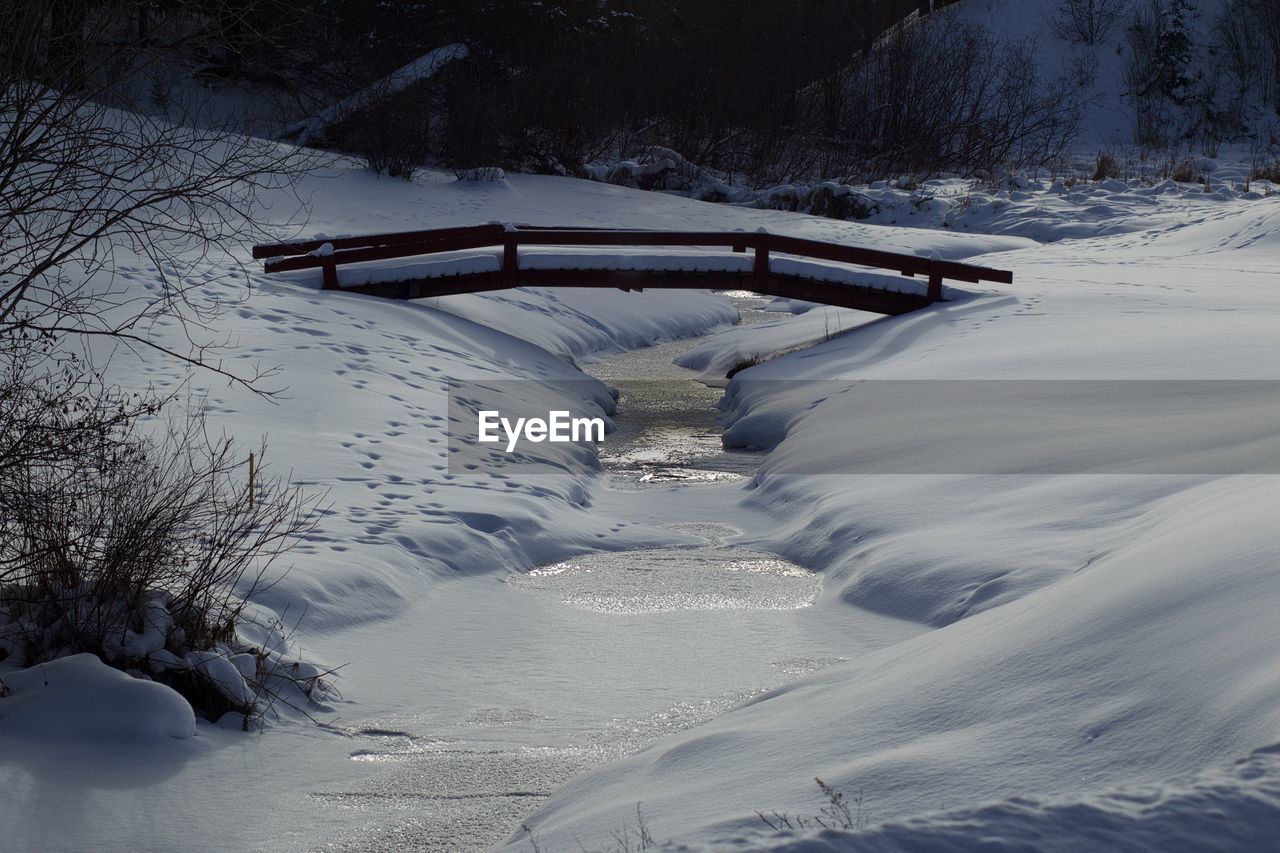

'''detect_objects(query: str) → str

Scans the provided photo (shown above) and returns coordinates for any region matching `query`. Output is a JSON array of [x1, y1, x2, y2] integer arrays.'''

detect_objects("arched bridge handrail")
[[252, 224, 1013, 304]]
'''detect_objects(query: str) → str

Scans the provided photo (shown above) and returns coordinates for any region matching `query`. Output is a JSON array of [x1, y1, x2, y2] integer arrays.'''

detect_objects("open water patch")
[[508, 544, 820, 614]]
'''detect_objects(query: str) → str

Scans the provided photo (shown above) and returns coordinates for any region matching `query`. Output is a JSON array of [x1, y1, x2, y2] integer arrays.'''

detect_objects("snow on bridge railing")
[[252, 224, 1013, 303]]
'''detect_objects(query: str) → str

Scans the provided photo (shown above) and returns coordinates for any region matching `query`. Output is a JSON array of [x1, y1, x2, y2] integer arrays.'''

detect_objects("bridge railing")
[[252, 224, 1013, 302]]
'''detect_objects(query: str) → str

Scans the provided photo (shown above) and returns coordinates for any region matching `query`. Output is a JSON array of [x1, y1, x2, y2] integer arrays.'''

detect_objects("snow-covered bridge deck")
[[253, 224, 1013, 315]]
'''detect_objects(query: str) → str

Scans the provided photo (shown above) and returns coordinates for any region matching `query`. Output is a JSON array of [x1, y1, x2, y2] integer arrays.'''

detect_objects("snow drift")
[[0, 654, 196, 741]]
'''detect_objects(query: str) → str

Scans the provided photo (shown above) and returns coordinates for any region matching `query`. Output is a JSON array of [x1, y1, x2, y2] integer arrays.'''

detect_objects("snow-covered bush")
[[584, 147, 755, 204], [0, 2, 330, 731], [0, 355, 327, 725]]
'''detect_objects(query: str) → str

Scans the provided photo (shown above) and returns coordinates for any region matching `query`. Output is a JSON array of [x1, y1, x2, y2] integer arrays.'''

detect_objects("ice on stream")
[[508, 546, 820, 613]]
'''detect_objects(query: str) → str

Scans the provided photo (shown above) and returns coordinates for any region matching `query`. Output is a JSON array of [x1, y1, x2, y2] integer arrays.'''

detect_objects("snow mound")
[[509, 476, 1280, 849], [686, 744, 1280, 852], [0, 654, 196, 741], [675, 304, 878, 380], [501, 186, 1280, 849]]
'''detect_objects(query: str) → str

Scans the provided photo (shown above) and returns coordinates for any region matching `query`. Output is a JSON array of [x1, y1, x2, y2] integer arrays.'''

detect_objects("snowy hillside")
[[503, 178, 1280, 847], [941, 0, 1234, 145], [5, 129, 1280, 853], [0, 162, 1023, 849], [138, 166, 1039, 631], [8, 0, 1280, 849], [686, 743, 1280, 851]]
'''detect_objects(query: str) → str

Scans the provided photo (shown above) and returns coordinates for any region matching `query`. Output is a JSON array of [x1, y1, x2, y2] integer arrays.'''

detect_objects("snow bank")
[[22, 143, 1280, 849], [588, 159, 1276, 243], [157, 283, 649, 632], [510, 468, 1280, 850], [437, 287, 737, 362], [506, 191, 1280, 847], [684, 744, 1280, 852], [0, 654, 195, 741], [676, 306, 880, 380]]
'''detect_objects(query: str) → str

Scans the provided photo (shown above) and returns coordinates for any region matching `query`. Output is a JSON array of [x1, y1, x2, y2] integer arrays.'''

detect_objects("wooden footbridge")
[[252, 223, 1012, 316]]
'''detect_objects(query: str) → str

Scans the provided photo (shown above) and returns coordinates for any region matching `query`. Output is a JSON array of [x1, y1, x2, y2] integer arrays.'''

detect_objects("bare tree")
[[831, 17, 1083, 181], [1233, 0, 1280, 111], [1051, 0, 1130, 45], [0, 2, 327, 713], [1214, 0, 1272, 120], [0, 0, 315, 384]]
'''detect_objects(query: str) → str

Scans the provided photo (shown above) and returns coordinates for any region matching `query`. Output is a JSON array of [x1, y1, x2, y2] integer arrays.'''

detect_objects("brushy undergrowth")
[[758, 777, 869, 833], [0, 352, 332, 728]]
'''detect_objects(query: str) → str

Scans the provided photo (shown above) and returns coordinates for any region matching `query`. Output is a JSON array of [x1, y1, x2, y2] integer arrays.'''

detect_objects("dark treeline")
[[1, 0, 1101, 183], [309, 0, 1079, 183], [295, 0, 947, 180]]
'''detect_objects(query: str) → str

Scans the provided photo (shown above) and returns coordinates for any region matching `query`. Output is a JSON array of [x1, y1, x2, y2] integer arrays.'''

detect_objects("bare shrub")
[[0, 352, 324, 717], [0, 0, 314, 382], [0, 1, 327, 720], [1169, 158, 1197, 182], [1214, 1, 1274, 119], [809, 185, 879, 220], [1251, 158, 1280, 184], [1051, 0, 1130, 45], [605, 805, 658, 852], [326, 83, 440, 180], [454, 166, 506, 183], [340, 91, 435, 179], [833, 18, 1083, 181], [1093, 150, 1121, 180], [757, 777, 869, 833]]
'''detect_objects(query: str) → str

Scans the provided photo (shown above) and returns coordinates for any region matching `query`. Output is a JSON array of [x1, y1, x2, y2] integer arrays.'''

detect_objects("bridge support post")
[[502, 231, 518, 287], [321, 256, 338, 290], [754, 241, 770, 289], [927, 264, 943, 303]]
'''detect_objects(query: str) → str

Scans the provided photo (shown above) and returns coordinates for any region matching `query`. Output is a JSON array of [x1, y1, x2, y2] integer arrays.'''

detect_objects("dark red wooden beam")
[[252, 223, 1014, 314], [252, 223, 506, 259], [323, 268, 931, 316]]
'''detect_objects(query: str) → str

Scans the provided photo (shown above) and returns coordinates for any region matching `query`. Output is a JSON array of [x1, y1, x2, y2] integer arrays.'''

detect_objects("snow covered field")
[[4, 154, 1280, 851], [507, 181, 1280, 847]]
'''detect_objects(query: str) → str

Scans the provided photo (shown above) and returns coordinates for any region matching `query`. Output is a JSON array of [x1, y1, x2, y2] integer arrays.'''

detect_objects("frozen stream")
[[316, 294, 921, 851]]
